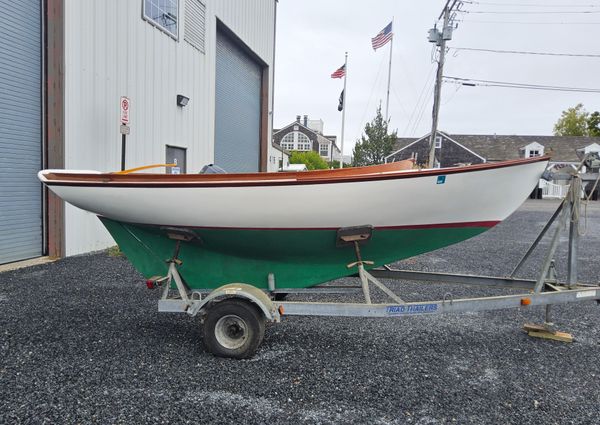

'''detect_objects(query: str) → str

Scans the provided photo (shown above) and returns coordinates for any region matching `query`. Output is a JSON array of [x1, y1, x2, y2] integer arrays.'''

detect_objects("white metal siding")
[[0, 0, 42, 264], [267, 145, 289, 172], [62, 0, 275, 255]]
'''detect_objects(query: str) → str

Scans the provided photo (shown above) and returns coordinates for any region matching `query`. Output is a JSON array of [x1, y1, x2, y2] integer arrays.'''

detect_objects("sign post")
[[120, 96, 130, 171]]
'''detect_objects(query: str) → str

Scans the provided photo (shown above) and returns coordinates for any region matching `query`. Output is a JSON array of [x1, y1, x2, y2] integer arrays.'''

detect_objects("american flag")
[[330, 64, 346, 79], [371, 21, 393, 51]]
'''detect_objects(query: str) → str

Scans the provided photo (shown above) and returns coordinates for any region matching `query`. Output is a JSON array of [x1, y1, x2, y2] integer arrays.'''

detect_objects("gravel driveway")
[[1, 200, 599, 424]]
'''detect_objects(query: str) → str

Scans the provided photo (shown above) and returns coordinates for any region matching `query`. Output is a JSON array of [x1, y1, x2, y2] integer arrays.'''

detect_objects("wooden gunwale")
[[40, 156, 550, 188]]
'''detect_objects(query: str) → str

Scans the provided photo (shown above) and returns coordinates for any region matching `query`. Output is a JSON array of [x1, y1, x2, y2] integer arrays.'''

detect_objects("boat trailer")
[[152, 154, 600, 359]]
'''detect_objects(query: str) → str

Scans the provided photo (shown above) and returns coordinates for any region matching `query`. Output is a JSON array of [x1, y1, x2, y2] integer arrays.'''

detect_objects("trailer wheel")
[[202, 298, 265, 359]]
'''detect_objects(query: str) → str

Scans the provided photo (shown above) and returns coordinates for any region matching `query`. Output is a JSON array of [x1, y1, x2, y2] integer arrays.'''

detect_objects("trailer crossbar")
[[277, 287, 600, 318]]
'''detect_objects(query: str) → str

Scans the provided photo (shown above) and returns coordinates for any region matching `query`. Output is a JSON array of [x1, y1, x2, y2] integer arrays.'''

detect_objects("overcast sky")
[[273, 0, 600, 155]]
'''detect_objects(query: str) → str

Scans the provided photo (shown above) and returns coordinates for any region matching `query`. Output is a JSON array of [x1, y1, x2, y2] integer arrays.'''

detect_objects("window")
[[521, 143, 544, 158], [281, 133, 295, 150], [143, 0, 179, 38], [281, 131, 311, 151], [319, 143, 329, 157], [297, 133, 311, 150], [435, 136, 442, 149]]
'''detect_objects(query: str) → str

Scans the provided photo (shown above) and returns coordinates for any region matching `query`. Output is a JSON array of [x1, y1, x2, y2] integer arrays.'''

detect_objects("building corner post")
[[46, 0, 65, 258]]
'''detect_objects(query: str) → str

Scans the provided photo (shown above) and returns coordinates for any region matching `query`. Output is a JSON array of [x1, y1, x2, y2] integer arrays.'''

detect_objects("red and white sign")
[[120, 96, 130, 124]]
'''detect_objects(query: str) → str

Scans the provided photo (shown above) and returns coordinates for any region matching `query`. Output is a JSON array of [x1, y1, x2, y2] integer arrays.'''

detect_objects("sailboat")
[[39, 156, 549, 290]]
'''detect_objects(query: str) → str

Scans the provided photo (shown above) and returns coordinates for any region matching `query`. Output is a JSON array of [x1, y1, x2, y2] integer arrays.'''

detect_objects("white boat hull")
[[39, 159, 548, 230]]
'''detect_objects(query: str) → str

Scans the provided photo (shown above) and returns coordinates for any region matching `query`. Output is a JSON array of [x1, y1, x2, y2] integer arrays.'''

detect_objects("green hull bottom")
[[100, 217, 492, 290]]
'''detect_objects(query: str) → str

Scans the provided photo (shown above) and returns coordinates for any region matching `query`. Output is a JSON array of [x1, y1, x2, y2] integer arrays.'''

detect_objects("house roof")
[[273, 121, 340, 151], [391, 133, 600, 162], [271, 142, 289, 154], [273, 121, 314, 136]]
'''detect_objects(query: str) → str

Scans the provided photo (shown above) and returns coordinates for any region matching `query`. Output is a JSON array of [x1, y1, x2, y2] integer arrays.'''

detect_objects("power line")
[[444, 76, 600, 93], [465, 1, 600, 7], [353, 54, 387, 143], [451, 46, 600, 58], [461, 10, 600, 14], [456, 19, 600, 24], [411, 75, 436, 136], [404, 64, 436, 136], [390, 83, 411, 121]]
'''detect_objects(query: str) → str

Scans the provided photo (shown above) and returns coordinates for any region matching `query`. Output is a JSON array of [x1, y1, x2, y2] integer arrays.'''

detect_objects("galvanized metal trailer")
[[151, 154, 600, 359]]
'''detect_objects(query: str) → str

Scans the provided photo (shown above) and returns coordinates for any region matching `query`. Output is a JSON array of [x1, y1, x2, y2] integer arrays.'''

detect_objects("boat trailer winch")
[[153, 154, 600, 359]]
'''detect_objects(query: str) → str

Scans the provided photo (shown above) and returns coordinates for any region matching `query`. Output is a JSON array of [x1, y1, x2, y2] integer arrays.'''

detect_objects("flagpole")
[[385, 18, 393, 122], [340, 52, 348, 169]]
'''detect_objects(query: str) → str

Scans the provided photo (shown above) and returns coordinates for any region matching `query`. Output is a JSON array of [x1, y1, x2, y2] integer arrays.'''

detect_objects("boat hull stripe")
[[117, 220, 501, 231]]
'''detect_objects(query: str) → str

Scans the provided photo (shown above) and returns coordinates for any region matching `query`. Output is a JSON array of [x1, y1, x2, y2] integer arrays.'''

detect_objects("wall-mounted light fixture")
[[177, 94, 190, 107]]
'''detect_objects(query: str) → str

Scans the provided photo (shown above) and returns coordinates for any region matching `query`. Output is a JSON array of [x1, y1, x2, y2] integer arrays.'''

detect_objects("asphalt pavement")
[[1, 200, 599, 424]]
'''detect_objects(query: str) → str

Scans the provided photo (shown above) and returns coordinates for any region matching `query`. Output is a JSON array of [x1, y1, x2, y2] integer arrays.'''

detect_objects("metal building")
[[0, 0, 277, 264]]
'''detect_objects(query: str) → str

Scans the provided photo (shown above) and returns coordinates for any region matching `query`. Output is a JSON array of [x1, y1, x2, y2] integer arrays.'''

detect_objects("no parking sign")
[[120, 96, 130, 125]]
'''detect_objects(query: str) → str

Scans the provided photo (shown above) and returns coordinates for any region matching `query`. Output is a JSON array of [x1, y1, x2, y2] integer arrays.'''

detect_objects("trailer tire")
[[202, 298, 265, 359]]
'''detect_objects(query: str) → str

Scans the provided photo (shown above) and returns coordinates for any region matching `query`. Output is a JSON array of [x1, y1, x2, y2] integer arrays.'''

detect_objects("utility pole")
[[427, 0, 459, 168]]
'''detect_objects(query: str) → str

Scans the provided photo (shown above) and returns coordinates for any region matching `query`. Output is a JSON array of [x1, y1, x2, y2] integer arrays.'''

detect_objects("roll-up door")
[[214, 31, 261, 173], [0, 0, 43, 264]]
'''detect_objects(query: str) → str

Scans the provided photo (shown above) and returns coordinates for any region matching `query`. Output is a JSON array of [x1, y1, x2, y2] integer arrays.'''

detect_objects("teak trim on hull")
[[40, 156, 549, 188]]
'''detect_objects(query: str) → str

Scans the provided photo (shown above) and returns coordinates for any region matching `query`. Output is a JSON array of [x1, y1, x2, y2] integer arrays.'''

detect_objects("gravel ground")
[[1, 200, 599, 424]]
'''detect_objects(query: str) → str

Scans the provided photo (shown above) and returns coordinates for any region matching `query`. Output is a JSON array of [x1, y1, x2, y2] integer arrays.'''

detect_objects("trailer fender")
[[190, 283, 279, 322]]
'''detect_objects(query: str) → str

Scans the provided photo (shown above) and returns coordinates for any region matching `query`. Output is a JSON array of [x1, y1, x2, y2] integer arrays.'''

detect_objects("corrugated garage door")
[[0, 0, 43, 264], [215, 31, 261, 172]]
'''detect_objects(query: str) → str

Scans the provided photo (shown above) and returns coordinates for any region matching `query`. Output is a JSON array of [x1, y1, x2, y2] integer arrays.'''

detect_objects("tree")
[[289, 150, 329, 170], [553, 103, 590, 136], [328, 160, 347, 169], [588, 111, 600, 137], [352, 106, 397, 166]]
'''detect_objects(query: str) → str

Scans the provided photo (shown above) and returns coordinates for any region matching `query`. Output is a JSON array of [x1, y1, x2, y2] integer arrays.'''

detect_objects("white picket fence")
[[539, 180, 569, 199]]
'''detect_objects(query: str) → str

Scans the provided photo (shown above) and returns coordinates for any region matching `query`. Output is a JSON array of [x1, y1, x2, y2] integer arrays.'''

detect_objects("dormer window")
[[520, 142, 544, 159]]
